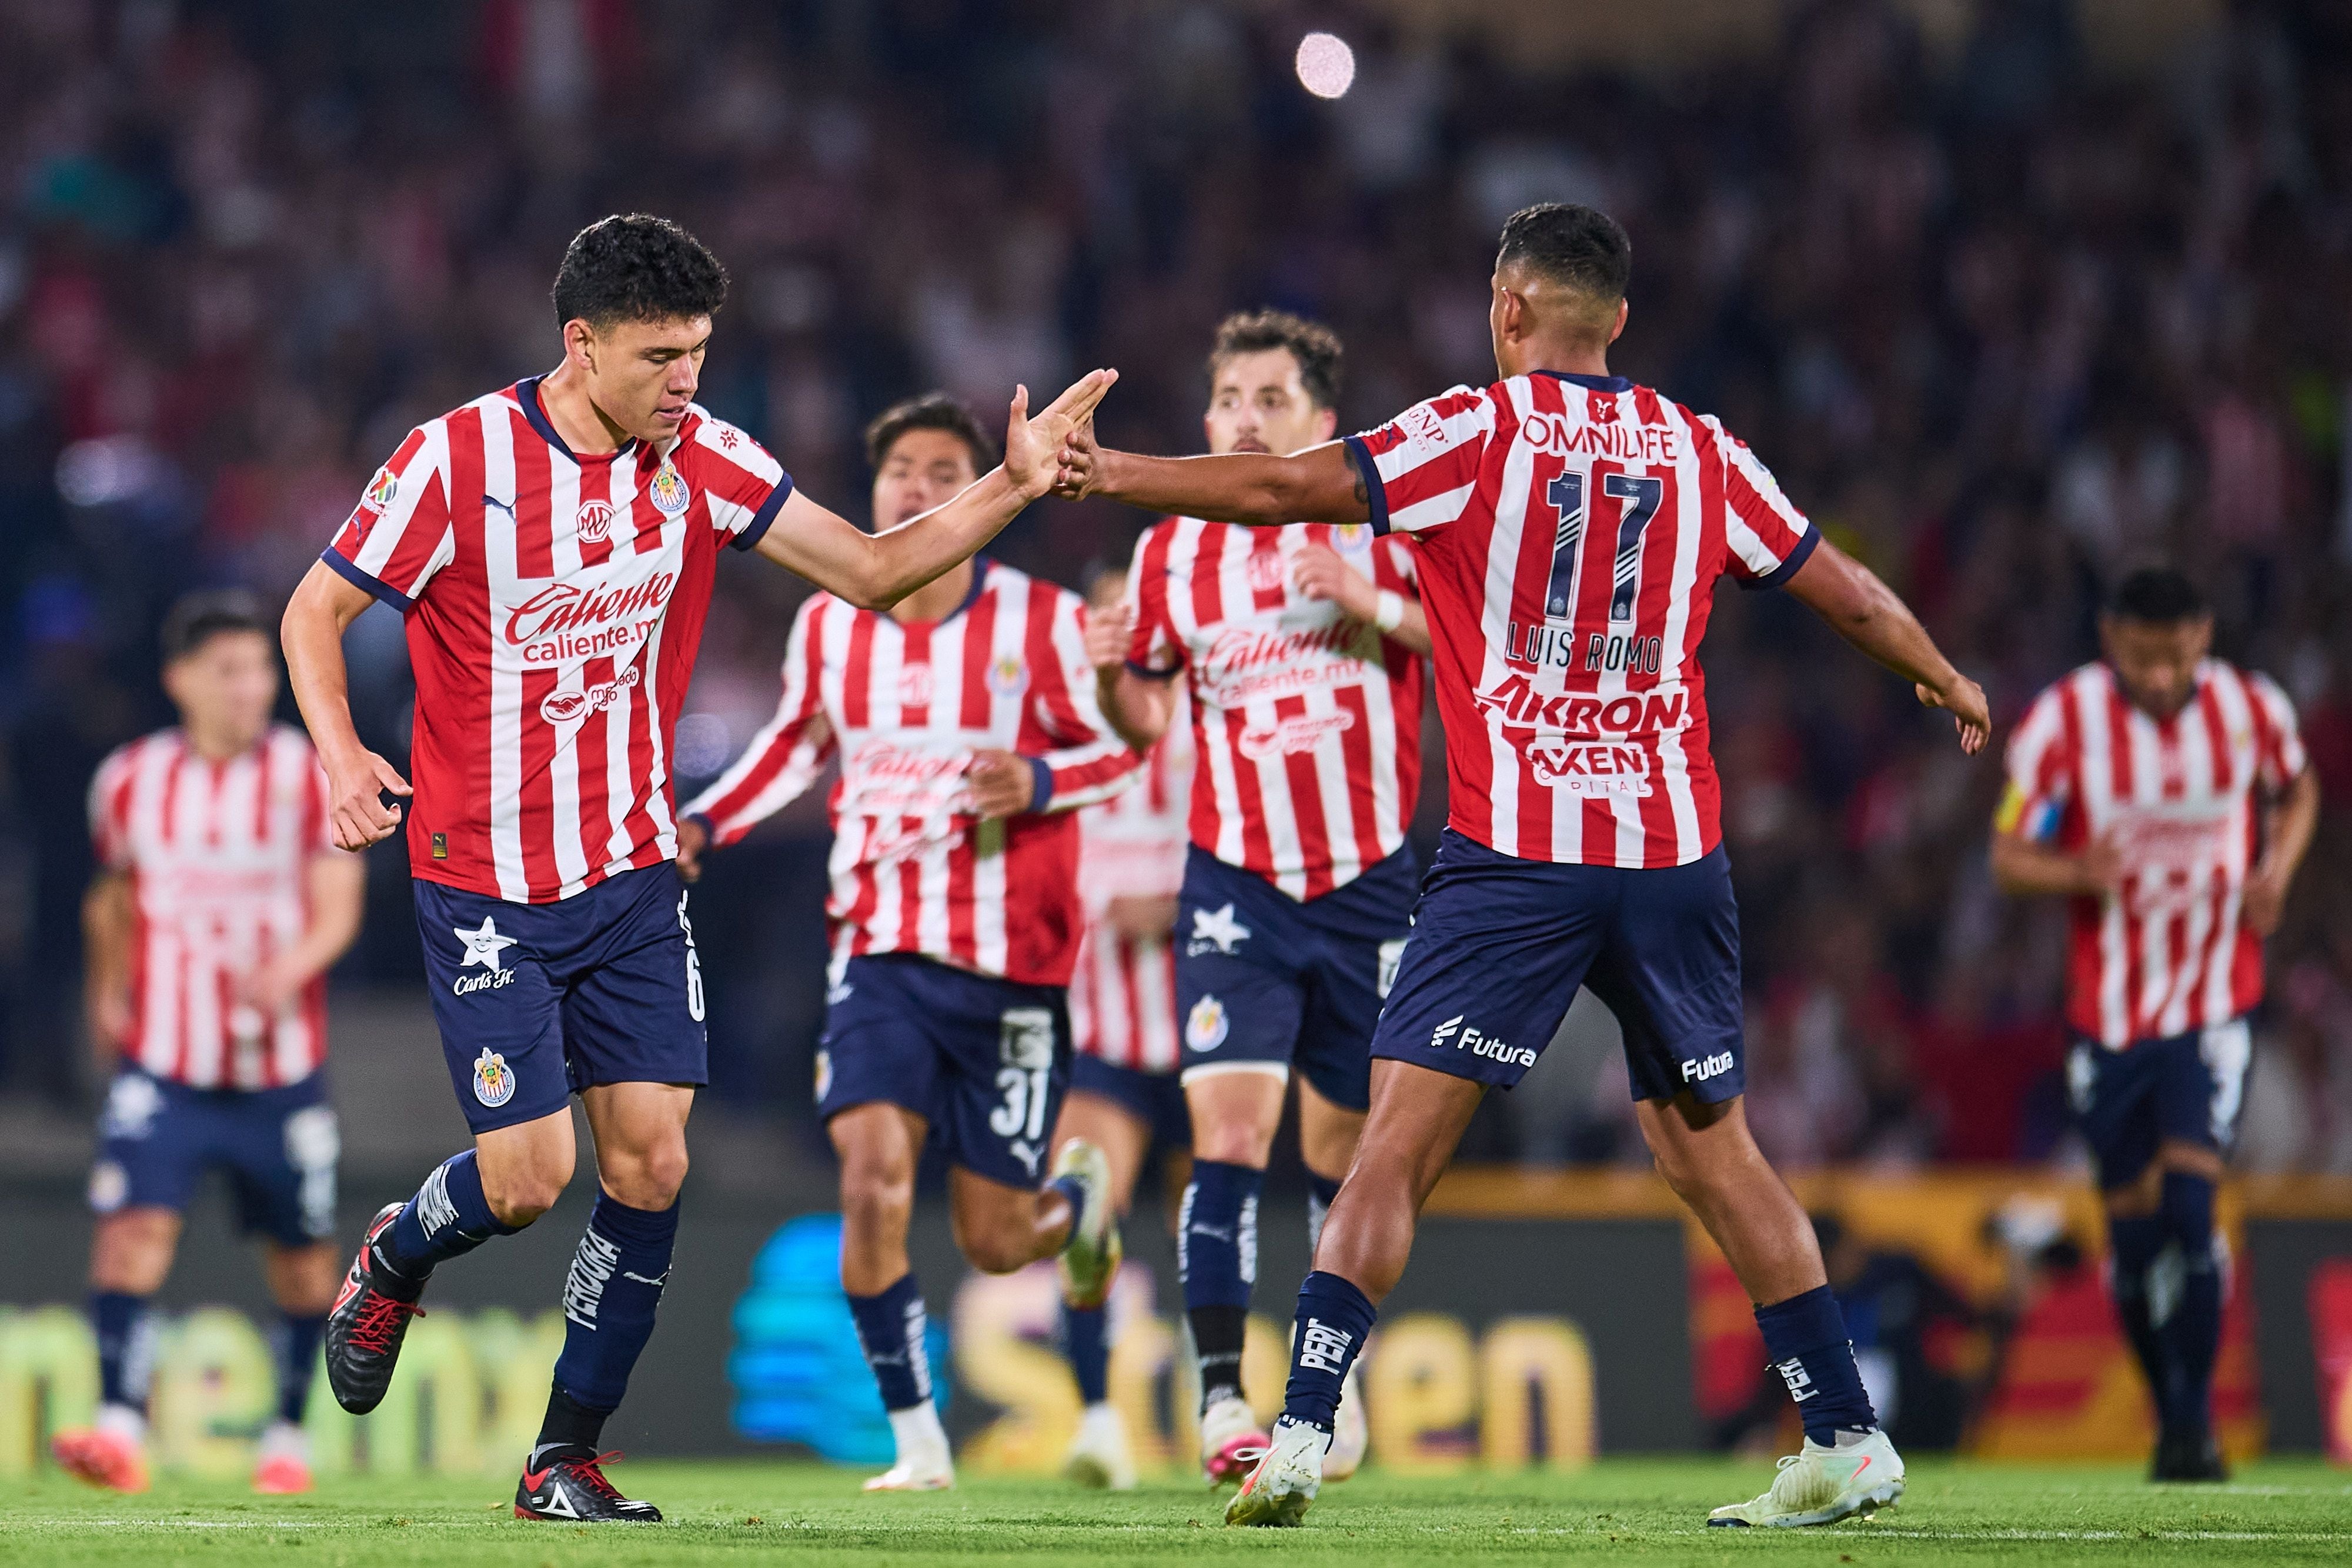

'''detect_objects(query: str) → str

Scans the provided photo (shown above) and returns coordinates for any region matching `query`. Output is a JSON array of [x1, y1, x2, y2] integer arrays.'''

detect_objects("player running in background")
[[52, 592, 366, 1497], [280, 216, 1113, 1522], [1992, 568, 2316, 1482], [677, 394, 1134, 1495], [1054, 205, 1990, 1529], [1053, 562, 1196, 1492], [1085, 311, 1428, 1486]]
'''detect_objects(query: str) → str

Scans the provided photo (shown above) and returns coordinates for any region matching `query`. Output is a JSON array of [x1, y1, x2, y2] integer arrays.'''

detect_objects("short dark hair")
[[864, 392, 996, 473], [552, 214, 729, 331], [1207, 310, 1344, 411], [1496, 203, 1633, 302], [2107, 567, 2209, 624], [160, 589, 269, 663]]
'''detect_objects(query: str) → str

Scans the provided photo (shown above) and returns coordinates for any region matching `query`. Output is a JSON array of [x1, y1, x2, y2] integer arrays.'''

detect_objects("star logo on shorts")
[[1188, 903, 1251, 956], [455, 915, 518, 972]]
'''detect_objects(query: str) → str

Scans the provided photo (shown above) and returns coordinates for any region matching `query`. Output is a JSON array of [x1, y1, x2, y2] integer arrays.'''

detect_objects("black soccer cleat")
[[2150, 1425, 2228, 1483], [325, 1201, 427, 1415], [514, 1447, 663, 1522]]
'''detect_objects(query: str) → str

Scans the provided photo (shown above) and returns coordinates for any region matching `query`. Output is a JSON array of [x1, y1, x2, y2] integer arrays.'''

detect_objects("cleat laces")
[[565, 1452, 629, 1503], [348, 1295, 424, 1355]]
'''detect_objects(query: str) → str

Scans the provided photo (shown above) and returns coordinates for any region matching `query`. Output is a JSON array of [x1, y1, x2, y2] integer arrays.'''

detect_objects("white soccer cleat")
[[861, 1459, 954, 1493], [1061, 1401, 1137, 1490], [1707, 1429, 1905, 1527], [1224, 1415, 1329, 1527], [1199, 1392, 1269, 1486], [1052, 1140, 1122, 1309], [1324, 1363, 1368, 1483], [864, 1404, 956, 1492]]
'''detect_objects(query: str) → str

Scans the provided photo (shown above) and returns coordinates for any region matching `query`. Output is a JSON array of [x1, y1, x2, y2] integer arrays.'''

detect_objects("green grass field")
[[13, 1458, 2350, 1566]]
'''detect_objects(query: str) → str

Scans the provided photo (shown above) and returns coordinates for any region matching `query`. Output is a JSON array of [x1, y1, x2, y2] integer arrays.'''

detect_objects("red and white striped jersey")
[[89, 726, 336, 1089], [2001, 659, 2306, 1049], [1347, 371, 1816, 868], [1070, 700, 1193, 1072], [324, 377, 789, 903], [1124, 519, 1423, 901], [684, 560, 1142, 987]]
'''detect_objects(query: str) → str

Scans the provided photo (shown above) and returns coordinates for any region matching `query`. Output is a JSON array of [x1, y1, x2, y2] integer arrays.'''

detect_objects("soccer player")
[[676, 393, 1134, 1493], [1053, 205, 1991, 1529], [1087, 310, 1428, 1486], [279, 215, 1112, 1522], [51, 591, 366, 1497], [1054, 562, 1195, 1491], [1992, 567, 2316, 1482]]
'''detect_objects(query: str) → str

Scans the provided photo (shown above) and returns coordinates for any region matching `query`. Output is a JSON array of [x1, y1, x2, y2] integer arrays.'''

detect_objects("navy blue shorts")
[[1373, 830, 1746, 1100], [415, 863, 709, 1135], [89, 1069, 339, 1248], [1174, 846, 1418, 1112], [2067, 1018, 2251, 1191], [1068, 1051, 1191, 1150], [818, 954, 1071, 1189]]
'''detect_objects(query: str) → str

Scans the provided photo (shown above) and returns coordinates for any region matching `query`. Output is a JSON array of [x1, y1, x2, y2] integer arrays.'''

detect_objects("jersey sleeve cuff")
[[320, 549, 413, 611], [1024, 755, 1055, 813], [1342, 436, 1391, 536], [1740, 526, 1819, 591], [733, 475, 795, 552], [1124, 658, 1184, 681]]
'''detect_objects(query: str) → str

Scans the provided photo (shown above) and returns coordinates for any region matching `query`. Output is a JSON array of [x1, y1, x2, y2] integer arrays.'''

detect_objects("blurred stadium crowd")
[[2, 0, 2348, 1170]]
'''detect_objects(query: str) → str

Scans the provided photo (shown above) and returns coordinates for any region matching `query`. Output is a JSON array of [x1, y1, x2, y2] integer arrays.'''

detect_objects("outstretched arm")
[[1784, 539, 1989, 755], [1055, 423, 1369, 527], [759, 371, 1116, 608]]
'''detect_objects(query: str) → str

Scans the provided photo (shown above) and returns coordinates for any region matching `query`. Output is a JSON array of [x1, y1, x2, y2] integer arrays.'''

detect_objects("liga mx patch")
[[472, 1047, 516, 1108], [647, 462, 690, 517]]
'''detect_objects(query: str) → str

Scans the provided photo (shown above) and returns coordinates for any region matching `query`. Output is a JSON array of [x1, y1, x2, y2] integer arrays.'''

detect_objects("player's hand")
[[1053, 418, 1102, 500], [325, 750, 409, 851], [237, 951, 311, 1017], [674, 815, 711, 883], [967, 748, 1038, 818], [87, 988, 132, 1052], [2075, 835, 2124, 897], [1083, 603, 1134, 677], [2242, 858, 2292, 935], [1104, 892, 1179, 944], [1291, 543, 1377, 619], [1005, 370, 1117, 501], [1916, 674, 1991, 755]]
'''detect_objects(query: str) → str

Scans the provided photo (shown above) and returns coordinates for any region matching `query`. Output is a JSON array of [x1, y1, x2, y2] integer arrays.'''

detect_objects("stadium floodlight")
[[1295, 31, 1355, 99]]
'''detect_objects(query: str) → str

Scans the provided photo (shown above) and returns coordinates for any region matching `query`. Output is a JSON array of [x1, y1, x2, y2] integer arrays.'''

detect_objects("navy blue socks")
[[272, 1312, 327, 1425], [545, 1191, 679, 1433], [92, 1291, 152, 1413], [2107, 1211, 2167, 1410], [1753, 1283, 1878, 1445], [2155, 1172, 2222, 1435], [1279, 1271, 1377, 1432], [1063, 1300, 1110, 1406], [847, 1272, 934, 1412], [1181, 1161, 1262, 1405], [375, 1150, 522, 1295]]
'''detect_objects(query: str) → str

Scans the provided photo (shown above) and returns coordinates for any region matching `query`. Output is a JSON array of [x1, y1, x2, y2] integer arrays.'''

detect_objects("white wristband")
[[1374, 589, 1407, 633]]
